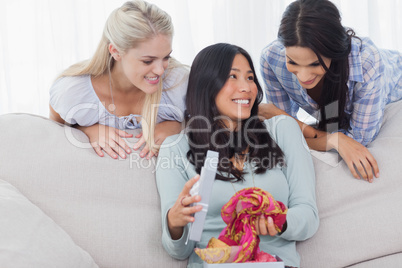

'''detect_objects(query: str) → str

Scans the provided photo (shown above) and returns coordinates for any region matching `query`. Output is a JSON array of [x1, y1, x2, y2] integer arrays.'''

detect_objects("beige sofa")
[[1, 100, 401, 268]]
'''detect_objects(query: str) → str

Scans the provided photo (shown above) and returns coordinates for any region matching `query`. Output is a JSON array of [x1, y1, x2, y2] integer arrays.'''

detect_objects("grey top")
[[156, 115, 319, 267], [49, 66, 189, 129]]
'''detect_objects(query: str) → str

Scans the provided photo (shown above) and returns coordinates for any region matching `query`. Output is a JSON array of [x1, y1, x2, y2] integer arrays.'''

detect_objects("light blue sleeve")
[[265, 115, 319, 241], [155, 134, 196, 260], [49, 75, 100, 126], [157, 66, 189, 123]]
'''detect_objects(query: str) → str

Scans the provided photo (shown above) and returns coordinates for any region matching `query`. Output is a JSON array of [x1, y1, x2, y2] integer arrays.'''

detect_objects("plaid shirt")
[[260, 37, 402, 146]]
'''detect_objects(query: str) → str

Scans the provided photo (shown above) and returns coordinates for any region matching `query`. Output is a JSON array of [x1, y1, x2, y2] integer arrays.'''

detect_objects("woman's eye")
[[311, 62, 321, 67], [143, 60, 153, 65], [163, 56, 171, 61], [248, 76, 255, 81], [287, 60, 296, 65], [229, 74, 236, 79]]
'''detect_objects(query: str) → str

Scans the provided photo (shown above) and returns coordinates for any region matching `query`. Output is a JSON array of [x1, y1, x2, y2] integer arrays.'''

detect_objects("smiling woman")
[[48, 0, 189, 160], [215, 54, 258, 130], [156, 43, 319, 267], [260, 0, 402, 182]]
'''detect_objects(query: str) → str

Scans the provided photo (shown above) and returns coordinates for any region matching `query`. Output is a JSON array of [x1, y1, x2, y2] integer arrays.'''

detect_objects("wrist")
[[167, 209, 184, 240], [327, 132, 340, 151]]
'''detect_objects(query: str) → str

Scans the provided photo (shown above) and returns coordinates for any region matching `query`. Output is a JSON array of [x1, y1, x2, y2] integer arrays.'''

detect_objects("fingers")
[[99, 137, 128, 159], [168, 176, 202, 229], [255, 216, 278, 236], [180, 195, 201, 210], [117, 129, 133, 138], [109, 140, 127, 159], [102, 143, 119, 159], [114, 129, 132, 155], [347, 162, 360, 180], [139, 144, 150, 158], [133, 136, 146, 152], [337, 135, 379, 183], [183, 175, 200, 196], [86, 125, 134, 159], [255, 217, 260, 235], [257, 216, 268, 235], [367, 154, 380, 178], [350, 156, 376, 182], [92, 144, 104, 157], [266, 217, 278, 236]]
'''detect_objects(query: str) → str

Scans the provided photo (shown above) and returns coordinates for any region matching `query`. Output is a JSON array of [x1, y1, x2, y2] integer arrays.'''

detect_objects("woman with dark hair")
[[156, 43, 318, 267], [260, 0, 402, 182]]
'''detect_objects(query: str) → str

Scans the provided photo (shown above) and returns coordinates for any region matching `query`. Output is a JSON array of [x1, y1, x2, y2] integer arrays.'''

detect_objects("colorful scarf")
[[195, 187, 287, 263]]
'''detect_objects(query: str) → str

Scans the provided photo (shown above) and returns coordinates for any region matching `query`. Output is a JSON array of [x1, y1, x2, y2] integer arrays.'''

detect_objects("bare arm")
[[258, 103, 326, 139], [49, 104, 132, 159], [49, 105, 65, 124], [259, 103, 379, 182], [133, 120, 183, 159]]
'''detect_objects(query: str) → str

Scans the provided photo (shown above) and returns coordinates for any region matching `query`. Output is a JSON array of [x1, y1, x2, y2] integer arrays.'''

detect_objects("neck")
[[222, 119, 241, 132], [307, 77, 325, 104], [110, 63, 142, 94]]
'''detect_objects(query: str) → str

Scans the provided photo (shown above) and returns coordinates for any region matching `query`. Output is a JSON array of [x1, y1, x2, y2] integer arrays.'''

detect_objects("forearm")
[[167, 210, 185, 240], [49, 105, 65, 124], [305, 132, 340, 152], [162, 210, 194, 260], [259, 103, 324, 139]]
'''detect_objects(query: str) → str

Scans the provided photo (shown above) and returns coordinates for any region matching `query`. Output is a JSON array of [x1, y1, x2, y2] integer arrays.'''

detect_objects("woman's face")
[[215, 53, 258, 130], [285, 46, 331, 89], [118, 34, 172, 94]]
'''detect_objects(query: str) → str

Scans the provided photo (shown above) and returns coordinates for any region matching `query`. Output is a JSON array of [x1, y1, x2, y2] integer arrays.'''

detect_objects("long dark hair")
[[185, 43, 285, 182], [278, 0, 356, 131]]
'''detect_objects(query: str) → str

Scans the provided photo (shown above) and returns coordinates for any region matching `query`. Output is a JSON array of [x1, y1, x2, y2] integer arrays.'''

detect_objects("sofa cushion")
[[0, 114, 187, 268], [0, 179, 98, 268], [297, 100, 402, 267]]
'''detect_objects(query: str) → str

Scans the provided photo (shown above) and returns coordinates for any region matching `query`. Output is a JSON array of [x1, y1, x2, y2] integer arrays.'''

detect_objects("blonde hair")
[[60, 0, 181, 152]]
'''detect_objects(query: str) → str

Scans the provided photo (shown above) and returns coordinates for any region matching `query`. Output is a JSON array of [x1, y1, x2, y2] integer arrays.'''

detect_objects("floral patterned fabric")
[[195, 187, 287, 263]]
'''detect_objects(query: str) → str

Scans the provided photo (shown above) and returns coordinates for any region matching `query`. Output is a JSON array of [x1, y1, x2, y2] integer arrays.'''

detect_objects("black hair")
[[278, 0, 357, 131], [185, 43, 285, 182]]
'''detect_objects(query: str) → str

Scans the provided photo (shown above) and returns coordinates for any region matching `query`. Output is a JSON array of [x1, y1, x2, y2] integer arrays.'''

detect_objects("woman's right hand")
[[78, 124, 133, 159], [167, 175, 203, 240], [329, 132, 380, 182]]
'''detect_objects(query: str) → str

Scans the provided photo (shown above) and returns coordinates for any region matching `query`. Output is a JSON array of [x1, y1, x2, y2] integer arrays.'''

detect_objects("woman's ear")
[[108, 43, 121, 61]]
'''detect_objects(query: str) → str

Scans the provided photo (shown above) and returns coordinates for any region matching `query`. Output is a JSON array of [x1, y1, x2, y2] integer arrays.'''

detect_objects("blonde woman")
[[49, 0, 188, 159]]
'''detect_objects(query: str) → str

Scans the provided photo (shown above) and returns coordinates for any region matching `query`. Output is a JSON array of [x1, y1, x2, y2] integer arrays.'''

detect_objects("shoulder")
[[261, 40, 286, 64], [353, 37, 381, 70], [49, 75, 100, 125], [348, 37, 383, 83], [264, 115, 302, 146], [159, 133, 189, 157], [49, 75, 95, 103], [162, 65, 189, 91], [161, 65, 189, 101], [158, 65, 189, 121]]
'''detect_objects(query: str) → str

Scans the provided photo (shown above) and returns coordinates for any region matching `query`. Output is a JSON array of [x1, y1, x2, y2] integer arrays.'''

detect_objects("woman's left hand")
[[133, 121, 182, 159], [255, 215, 278, 236], [329, 132, 380, 182]]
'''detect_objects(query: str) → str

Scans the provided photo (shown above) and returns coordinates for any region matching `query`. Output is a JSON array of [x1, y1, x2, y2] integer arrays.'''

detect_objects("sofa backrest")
[[0, 113, 187, 268]]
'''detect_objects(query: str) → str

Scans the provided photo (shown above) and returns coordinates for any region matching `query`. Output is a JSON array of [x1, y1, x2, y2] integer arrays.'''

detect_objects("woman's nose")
[[297, 68, 313, 82], [153, 61, 165, 76], [239, 79, 251, 92]]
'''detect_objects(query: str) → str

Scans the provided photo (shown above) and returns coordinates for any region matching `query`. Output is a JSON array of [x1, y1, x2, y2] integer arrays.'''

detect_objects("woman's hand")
[[167, 175, 203, 240], [78, 124, 133, 159], [133, 121, 182, 159], [329, 132, 380, 182], [255, 215, 278, 236]]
